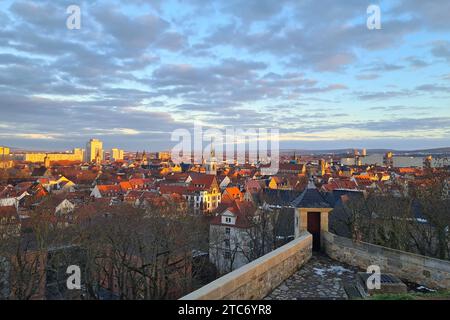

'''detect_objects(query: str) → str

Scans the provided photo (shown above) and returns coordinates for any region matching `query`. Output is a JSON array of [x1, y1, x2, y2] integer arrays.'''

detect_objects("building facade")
[[85, 139, 103, 163], [23, 149, 84, 163], [111, 148, 124, 161]]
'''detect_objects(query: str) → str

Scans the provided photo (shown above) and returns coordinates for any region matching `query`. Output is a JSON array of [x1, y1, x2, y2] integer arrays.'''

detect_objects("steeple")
[[210, 138, 215, 159], [95, 150, 101, 164], [142, 150, 148, 165], [44, 154, 50, 168], [206, 139, 217, 175]]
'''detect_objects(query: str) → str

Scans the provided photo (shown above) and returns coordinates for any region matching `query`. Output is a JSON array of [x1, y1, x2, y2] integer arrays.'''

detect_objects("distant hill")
[[282, 147, 450, 156]]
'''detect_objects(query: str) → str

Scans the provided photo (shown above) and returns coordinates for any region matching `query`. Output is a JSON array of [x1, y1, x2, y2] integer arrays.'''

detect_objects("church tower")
[[44, 154, 50, 168], [206, 142, 217, 175], [142, 150, 148, 165], [95, 150, 101, 165]]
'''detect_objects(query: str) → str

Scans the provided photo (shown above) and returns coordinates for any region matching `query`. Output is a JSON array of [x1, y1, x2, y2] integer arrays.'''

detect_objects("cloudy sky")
[[0, 0, 449, 151]]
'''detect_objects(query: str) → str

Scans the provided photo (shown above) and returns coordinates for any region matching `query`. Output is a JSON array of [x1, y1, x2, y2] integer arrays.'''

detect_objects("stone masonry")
[[180, 232, 312, 300], [265, 254, 361, 300], [323, 231, 450, 290]]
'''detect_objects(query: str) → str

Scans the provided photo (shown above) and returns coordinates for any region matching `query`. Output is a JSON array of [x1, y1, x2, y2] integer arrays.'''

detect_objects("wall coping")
[[323, 231, 450, 269], [180, 232, 312, 300]]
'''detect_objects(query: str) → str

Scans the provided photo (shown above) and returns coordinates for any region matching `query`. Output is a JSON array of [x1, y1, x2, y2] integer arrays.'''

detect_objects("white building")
[[360, 154, 384, 166], [209, 203, 255, 274], [209, 201, 266, 274], [393, 156, 424, 168], [55, 199, 75, 216]]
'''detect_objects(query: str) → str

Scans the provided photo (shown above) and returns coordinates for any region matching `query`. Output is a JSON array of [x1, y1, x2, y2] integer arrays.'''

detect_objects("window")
[[225, 217, 232, 223], [225, 227, 231, 235], [224, 251, 231, 260], [224, 239, 230, 247]]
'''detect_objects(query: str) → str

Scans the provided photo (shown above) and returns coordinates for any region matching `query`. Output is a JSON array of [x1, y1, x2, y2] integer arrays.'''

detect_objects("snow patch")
[[313, 268, 326, 276], [313, 266, 352, 277], [416, 285, 436, 292]]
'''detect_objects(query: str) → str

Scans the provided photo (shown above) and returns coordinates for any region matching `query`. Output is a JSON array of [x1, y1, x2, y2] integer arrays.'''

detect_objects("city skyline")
[[1, 0, 450, 151]]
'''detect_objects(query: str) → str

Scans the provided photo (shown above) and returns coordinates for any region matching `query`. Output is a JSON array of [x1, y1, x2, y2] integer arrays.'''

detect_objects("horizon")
[[5, 143, 450, 154]]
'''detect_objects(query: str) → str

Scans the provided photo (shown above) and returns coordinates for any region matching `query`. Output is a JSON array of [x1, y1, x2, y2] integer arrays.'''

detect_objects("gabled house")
[[90, 185, 122, 198], [268, 175, 292, 190], [221, 187, 244, 205], [209, 200, 258, 273], [278, 163, 306, 175], [55, 199, 76, 216], [185, 174, 221, 213]]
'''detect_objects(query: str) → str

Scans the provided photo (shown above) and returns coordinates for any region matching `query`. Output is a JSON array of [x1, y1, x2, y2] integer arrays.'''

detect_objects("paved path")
[[265, 253, 361, 300]]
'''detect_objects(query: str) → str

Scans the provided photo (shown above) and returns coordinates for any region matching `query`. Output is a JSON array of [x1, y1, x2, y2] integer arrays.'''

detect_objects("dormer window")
[[225, 217, 232, 223]]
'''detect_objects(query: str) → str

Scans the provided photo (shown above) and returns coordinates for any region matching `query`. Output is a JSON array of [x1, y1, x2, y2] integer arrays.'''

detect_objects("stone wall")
[[180, 232, 312, 300], [323, 231, 450, 290]]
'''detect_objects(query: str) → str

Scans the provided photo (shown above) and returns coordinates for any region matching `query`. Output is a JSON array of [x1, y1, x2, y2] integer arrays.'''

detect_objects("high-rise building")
[[361, 148, 367, 157], [85, 139, 103, 163], [0, 146, 10, 159], [111, 148, 124, 161], [384, 152, 394, 167]]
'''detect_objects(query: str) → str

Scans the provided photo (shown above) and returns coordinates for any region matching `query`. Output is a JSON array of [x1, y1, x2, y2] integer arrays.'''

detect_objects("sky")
[[0, 0, 449, 152]]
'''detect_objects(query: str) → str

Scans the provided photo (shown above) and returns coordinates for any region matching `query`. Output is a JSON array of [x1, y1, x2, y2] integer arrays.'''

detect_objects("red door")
[[307, 212, 321, 251]]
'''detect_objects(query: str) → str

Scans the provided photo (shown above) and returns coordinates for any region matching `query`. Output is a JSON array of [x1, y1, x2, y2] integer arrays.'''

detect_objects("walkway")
[[265, 253, 361, 300]]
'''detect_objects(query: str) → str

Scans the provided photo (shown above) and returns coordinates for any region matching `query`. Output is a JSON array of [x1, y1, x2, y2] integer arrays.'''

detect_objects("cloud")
[[416, 84, 450, 92], [431, 41, 450, 62], [357, 90, 414, 100], [0, 0, 448, 150]]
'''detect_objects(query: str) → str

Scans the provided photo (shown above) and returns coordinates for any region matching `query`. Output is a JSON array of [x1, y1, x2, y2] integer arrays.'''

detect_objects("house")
[[221, 187, 243, 205], [128, 178, 154, 190], [90, 185, 122, 198], [209, 201, 258, 273], [40, 176, 76, 193], [268, 175, 292, 190], [321, 178, 358, 192], [31, 166, 52, 178], [245, 179, 266, 194], [184, 174, 221, 213], [55, 199, 75, 216], [278, 163, 306, 175], [218, 175, 231, 190], [163, 173, 191, 185], [123, 190, 146, 206]]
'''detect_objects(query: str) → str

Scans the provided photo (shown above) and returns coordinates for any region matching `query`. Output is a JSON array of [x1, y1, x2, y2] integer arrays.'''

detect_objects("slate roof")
[[291, 182, 332, 208], [31, 166, 50, 177], [324, 189, 365, 208], [260, 189, 303, 207]]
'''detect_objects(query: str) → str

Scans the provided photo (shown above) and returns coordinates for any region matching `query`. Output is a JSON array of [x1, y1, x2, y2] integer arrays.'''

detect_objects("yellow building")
[[157, 151, 171, 161], [24, 148, 84, 163], [111, 148, 124, 161], [85, 139, 103, 162], [0, 146, 10, 157]]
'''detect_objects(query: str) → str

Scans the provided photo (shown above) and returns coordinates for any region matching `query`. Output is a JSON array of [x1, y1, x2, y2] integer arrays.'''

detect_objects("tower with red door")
[[292, 181, 333, 251]]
